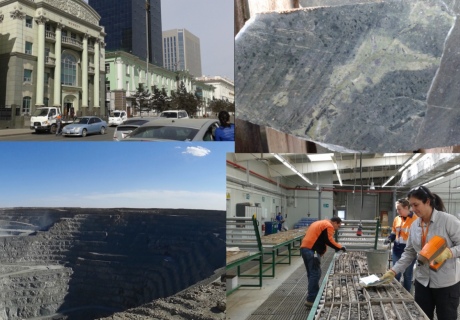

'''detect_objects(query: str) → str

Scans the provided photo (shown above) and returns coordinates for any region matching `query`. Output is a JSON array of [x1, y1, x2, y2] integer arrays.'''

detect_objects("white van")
[[108, 110, 128, 126], [159, 110, 189, 119]]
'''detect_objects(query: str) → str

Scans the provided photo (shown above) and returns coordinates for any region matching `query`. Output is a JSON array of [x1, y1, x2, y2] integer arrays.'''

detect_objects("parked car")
[[123, 119, 220, 141], [108, 110, 128, 126], [159, 110, 189, 119], [62, 116, 107, 137], [113, 117, 157, 141]]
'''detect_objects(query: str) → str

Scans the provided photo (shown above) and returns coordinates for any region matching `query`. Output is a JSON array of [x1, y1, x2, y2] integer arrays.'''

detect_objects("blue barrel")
[[264, 221, 273, 236]]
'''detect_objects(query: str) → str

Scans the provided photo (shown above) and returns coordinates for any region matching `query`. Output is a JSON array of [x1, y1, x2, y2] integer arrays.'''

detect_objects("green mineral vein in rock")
[[236, 0, 457, 151]]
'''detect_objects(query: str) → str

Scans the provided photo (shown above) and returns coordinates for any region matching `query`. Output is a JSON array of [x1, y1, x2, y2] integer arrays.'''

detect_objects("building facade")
[[192, 79, 214, 117], [105, 51, 214, 117], [195, 76, 234, 102], [105, 51, 214, 116], [0, 0, 106, 119], [163, 28, 202, 78], [89, 0, 163, 67]]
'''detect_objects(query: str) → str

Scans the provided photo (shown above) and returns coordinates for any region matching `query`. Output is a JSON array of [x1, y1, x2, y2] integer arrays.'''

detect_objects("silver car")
[[113, 117, 157, 141], [62, 116, 107, 137], [123, 119, 220, 141]]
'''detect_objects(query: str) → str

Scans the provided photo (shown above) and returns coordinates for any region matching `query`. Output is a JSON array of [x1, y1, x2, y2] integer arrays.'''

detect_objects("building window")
[[22, 97, 31, 114], [105, 82, 110, 92], [23, 69, 32, 82], [45, 48, 50, 64], [105, 63, 110, 73], [25, 41, 32, 54], [25, 16, 33, 28], [44, 72, 50, 84], [61, 53, 77, 86], [44, 97, 49, 107], [45, 23, 51, 31]]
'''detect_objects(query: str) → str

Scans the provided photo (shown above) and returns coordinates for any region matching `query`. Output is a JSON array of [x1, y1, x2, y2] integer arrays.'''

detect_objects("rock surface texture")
[[236, 0, 459, 151], [98, 273, 226, 320], [0, 208, 225, 320]]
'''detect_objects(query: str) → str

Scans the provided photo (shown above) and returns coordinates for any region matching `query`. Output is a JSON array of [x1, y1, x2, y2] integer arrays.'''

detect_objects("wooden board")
[[226, 250, 250, 265], [261, 228, 306, 245]]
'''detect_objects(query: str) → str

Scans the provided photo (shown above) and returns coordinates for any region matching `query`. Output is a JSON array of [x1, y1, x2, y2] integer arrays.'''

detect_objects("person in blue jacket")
[[276, 212, 285, 231], [215, 110, 235, 141]]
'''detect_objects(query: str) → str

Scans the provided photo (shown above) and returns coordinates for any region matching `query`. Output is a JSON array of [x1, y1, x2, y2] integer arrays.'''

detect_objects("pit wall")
[[0, 208, 225, 319]]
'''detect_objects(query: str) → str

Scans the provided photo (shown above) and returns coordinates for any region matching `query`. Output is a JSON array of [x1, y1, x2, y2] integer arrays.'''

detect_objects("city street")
[[0, 127, 116, 141]]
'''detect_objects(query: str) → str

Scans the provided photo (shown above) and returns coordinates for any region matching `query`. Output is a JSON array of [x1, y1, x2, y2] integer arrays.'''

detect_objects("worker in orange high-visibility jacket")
[[300, 216, 346, 308], [385, 198, 418, 292]]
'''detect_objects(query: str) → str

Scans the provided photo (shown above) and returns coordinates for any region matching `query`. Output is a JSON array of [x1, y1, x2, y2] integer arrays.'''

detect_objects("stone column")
[[82, 34, 88, 108], [131, 65, 135, 93], [116, 58, 123, 90], [93, 39, 100, 109], [53, 23, 64, 107], [35, 16, 48, 107]]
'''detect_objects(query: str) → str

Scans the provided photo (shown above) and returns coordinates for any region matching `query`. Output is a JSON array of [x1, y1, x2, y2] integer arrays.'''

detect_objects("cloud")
[[182, 146, 211, 157]]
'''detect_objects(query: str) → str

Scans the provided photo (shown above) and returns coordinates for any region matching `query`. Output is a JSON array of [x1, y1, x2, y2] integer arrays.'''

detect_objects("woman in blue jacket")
[[215, 111, 234, 141]]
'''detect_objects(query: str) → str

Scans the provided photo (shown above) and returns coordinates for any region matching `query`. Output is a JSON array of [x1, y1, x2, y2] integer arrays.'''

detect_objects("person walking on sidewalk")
[[55, 114, 62, 136], [300, 216, 346, 308]]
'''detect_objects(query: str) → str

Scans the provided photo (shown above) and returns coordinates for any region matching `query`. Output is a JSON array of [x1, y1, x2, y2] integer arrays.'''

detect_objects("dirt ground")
[[98, 269, 226, 320]]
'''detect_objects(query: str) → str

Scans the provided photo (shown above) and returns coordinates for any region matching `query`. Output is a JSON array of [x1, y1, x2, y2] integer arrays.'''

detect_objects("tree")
[[132, 84, 151, 114], [209, 98, 234, 115], [151, 85, 170, 114], [170, 81, 199, 117]]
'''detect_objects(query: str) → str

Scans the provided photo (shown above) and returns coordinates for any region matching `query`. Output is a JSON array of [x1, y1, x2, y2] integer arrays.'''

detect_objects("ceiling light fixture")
[[331, 155, 343, 186], [422, 176, 444, 186], [381, 154, 421, 188], [382, 175, 395, 187], [307, 153, 334, 162], [272, 153, 313, 185]]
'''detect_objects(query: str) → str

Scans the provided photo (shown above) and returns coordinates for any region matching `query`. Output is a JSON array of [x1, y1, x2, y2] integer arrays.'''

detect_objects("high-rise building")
[[163, 29, 202, 78], [89, 0, 163, 67]]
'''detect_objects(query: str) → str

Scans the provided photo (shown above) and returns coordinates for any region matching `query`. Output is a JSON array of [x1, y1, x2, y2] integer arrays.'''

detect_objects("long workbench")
[[226, 216, 307, 295], [260, 228, 306, 277]]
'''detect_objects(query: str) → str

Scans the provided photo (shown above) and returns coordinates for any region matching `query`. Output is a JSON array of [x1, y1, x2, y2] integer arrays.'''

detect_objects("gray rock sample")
[[236, 0, 455, 151]]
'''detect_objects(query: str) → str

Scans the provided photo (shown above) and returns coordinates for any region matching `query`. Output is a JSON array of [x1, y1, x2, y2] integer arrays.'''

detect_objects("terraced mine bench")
[[260, 228, 306, 277], [226, 215, 264, 295]]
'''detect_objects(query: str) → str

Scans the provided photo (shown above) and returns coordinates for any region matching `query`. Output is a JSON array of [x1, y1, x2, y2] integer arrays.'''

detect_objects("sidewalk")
[[0, 128, 33, 137]]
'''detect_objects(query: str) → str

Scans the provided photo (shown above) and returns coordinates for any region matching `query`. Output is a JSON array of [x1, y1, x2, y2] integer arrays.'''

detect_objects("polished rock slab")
[[236, 0, 455, 151]]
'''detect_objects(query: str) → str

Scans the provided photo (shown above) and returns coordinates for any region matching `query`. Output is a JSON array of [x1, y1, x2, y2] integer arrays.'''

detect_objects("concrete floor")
[[227, 255, 305, 320], [228, 254, 306, 319], [227, 250, 335, 320]]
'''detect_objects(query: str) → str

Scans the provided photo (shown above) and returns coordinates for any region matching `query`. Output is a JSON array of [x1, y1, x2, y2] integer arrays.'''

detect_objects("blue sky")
[[1, 142, 233, 209], [161, 0, 234, 81]]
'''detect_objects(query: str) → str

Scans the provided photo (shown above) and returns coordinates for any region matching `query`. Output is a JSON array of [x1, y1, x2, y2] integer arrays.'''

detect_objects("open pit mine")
[[0, 207, 226, 320]]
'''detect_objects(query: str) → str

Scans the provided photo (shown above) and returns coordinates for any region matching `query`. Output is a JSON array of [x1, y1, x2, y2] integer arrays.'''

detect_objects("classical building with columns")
[[105, 50, 215, 117], [0, 0, 106, 119], [195, 76, 235, 103]]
